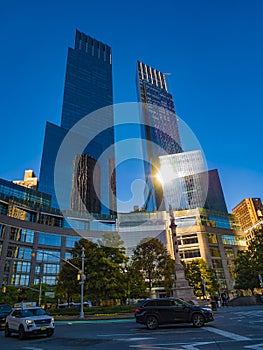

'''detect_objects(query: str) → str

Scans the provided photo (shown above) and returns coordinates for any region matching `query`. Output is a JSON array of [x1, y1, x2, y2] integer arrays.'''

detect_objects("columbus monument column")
[[169, 205, 197, 303]]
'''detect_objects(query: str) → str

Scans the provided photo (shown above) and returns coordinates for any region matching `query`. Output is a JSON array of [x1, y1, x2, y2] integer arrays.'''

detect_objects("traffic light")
[[2, 284, 6, 294]]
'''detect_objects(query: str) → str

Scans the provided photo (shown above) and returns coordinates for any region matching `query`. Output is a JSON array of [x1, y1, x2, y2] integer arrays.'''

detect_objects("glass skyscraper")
[[136, 61, 183, 211], [158, 150, 207, 210], [39, 30, 116, 216], [158, 150, 228, 213], [136, 61, 228, 215], [60, 30, 113, 130]]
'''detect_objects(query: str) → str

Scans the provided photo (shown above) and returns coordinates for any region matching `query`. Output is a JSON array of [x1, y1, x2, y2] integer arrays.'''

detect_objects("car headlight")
[[51, 317, 54, 323], [201, 307, 212, 312], [25, 319, 34, 325]]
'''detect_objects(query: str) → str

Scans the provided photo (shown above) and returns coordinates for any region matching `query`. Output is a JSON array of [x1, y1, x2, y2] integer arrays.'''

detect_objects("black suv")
[[135, 298, 214, 329]]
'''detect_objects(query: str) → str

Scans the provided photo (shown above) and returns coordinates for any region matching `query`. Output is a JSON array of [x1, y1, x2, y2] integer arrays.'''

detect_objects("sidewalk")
[[211, 304, 263, 313]]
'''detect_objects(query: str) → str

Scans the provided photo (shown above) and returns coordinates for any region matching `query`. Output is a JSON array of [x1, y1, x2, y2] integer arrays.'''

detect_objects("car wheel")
[[5, 324, 11, 337], [18, 325, 26, 340], [192, 313, 205, 327], [146, 315, 159, 330]]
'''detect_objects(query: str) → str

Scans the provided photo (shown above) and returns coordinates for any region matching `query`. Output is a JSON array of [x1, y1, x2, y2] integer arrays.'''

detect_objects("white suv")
[[5, 304, 55, 340]]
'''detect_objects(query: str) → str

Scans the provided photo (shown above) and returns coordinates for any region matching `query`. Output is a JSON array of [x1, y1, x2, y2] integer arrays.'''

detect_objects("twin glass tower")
[[39, 30, 116, 216], [39, 29, 227, 217]]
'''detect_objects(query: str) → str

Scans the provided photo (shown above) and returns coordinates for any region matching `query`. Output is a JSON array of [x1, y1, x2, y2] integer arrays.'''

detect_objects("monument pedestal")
[[170, 262, 198, 304]]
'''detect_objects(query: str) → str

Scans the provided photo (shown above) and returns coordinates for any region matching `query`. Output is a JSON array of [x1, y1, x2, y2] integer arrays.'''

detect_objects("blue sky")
[[0, 0, 262, 212]]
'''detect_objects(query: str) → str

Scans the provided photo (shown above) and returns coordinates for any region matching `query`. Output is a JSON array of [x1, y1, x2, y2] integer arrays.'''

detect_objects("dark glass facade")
[[39, 122, 67, 209], [204, 169, 228, 214], [136, 61, 183, 211], [71, 154, 101, 214], [0, 178, 51, 209], [39, 30, 116, 216], [61, 30, 113, 130], [137, 61, 182, 158]]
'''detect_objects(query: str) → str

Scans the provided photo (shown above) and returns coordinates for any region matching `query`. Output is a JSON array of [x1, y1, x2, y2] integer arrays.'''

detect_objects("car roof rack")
[[13, 302, 37, 309]]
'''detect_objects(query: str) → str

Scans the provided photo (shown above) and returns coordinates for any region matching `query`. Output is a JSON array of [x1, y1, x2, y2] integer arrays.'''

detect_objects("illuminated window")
[[212, 259, 223, 268], [224, 247, 234, 258], [210, 247, 221, 257], [207, 233, 217, 244]]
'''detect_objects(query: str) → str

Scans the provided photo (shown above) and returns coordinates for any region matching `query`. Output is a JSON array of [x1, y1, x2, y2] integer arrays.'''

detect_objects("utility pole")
[[80, 247, 85, 319], [38, 279, 42, 306], [38, 259, 44, 307]]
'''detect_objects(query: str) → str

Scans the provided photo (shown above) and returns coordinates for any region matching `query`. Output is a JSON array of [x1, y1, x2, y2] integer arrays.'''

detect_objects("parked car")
[[5, 303, 55, 340], [57, 300, 92, 308], [71, 301, 92, 308], [135, 297, 214, 330], [0, 304, 12, 329]]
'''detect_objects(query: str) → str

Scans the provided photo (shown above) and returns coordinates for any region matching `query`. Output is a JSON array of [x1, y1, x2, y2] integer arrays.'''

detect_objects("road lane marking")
[[182, 343, 219, 350], [127, 337, 156, 341], [98, 333, 138, 337], [244, 344, 263, 349], [206, 327, 251, 341], [130, 346, 185, 349], [129, 343, 215, 350]]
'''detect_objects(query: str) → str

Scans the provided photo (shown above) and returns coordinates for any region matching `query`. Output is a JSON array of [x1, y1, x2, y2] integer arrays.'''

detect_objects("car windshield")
[[0, 305, 11, 312], [21, 308, 48, 317], [179, 299, 195, 307]]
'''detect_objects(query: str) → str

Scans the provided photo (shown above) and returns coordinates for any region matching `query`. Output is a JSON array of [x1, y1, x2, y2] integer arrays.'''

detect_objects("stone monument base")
[[171, 285, 198, 305]]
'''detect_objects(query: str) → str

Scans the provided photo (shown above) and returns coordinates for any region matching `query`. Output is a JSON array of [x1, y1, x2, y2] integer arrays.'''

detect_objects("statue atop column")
[[169, 205, 197, 304]]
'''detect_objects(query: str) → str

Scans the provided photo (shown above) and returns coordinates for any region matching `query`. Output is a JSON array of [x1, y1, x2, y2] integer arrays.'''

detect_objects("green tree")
[[123, 264, 148, 300], [1, 285, 51, 306], [248, 229, 263, 278], [234, 250, 258, 294], [184, 259, 219, 297], [1, 286, 20, 306], [87, 245, 128, 302], [55, 263, 80, 305], [97, 232, 124, 249], [234, 228, 263, 294], [131, 238, 175, 297], [56, 238, 129, 304]]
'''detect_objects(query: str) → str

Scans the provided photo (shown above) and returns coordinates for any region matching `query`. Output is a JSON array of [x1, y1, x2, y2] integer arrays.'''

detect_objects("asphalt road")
[[1, 305, 263, 350]]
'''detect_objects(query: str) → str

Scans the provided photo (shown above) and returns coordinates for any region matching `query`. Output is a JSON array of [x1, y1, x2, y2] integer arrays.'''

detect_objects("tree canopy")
[[234, 228, 263, 294], [56, 237, 130, 304], [183, 259, 219, 297], [130, 238, 175, 297]]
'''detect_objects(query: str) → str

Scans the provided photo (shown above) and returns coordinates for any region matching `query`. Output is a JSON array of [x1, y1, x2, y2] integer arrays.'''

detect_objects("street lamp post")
[[32, 248, 86, 318], [38, 258, 44, 307], [80, 247, 85, 319], [38, 275, 42, 307]]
